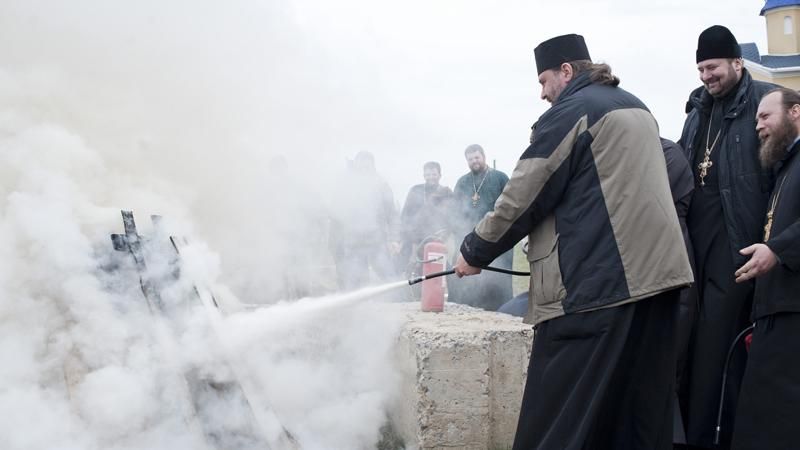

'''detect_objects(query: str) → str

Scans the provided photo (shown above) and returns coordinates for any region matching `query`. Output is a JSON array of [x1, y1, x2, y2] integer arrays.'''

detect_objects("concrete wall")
[[390, 303, 533, 449]]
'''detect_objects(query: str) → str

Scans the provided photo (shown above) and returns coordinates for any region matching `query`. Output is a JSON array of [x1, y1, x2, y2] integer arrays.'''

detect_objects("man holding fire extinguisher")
[[454, 33, 693, 449]]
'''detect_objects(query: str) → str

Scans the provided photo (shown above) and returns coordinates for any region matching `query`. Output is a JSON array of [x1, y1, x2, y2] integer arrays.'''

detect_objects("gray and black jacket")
[[678, 69, 776, 268], [461, 72, 694, 325]]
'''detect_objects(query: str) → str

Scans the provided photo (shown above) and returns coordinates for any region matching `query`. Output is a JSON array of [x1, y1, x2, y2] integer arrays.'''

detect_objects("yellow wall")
[[750, 69, 800, 90], [753, 6, 800, 90], [766, 7, 800, 54]]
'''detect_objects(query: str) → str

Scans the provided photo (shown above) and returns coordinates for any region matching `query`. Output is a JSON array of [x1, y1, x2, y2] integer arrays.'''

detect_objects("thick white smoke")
[[0, 111, 405, 449], [0, 1, 406, 449], [0, 1, 770, 448]]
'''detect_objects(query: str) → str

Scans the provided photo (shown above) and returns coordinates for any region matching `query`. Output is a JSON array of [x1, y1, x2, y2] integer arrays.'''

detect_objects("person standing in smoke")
[[730, 87, 800, 450], [328, 151, 399, 290], [450, 144, 511, 311], [676, 25, 776, 450], [454, 33, 693, 449], [398, 161, 453, 276]]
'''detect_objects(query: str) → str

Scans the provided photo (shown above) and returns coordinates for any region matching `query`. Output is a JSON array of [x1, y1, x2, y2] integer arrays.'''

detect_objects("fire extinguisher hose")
[[713, 322, 756, 445], [481, 266, 531, 276], [408, 266, 531, 285]]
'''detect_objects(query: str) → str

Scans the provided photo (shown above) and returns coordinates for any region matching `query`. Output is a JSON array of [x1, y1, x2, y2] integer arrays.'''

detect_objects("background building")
[[743, 0, 800, 89]]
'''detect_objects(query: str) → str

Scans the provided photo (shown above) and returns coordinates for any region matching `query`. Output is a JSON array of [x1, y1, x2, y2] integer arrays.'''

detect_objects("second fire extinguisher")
[[420, 240, 447, 312]]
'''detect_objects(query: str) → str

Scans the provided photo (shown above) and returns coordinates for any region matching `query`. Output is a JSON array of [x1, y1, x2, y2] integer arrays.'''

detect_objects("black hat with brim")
[[696, 25, 741, 63], [534, 34, 591, 75]]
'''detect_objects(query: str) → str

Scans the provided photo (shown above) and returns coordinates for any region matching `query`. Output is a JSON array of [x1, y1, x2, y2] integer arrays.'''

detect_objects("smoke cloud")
[[0, 1, 408, 449], [0, 1, 770, 448]]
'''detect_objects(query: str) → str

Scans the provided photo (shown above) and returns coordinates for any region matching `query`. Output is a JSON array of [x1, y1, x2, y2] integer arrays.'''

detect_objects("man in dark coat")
[[455, 33, 693, 450], [398, 161, 453, 275], [450, 144, 511, 311], [676, 25, 776, 449], [661, 137, 699, 446], [731, 87, 800, 450]]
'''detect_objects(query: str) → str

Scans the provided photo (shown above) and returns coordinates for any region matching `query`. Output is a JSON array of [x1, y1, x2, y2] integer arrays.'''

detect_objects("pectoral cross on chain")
[[764, 211, 774, 242], [699, 106, 722, 188], [698, 157, 713, 187]]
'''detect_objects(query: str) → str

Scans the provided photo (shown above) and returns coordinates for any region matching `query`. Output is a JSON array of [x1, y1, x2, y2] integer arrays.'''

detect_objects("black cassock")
[[681, 100, 754, 449], [732, 142, 800, 450]]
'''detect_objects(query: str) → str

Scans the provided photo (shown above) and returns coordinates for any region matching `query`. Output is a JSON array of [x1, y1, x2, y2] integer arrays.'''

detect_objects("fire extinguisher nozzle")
[[407, 269, 455, 286], [408, 275, 425, 285]]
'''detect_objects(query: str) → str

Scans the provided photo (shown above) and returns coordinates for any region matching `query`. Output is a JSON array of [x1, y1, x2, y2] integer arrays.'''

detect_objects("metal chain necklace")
[[471, 169, 490, 207], [698, 103, 722, 187]]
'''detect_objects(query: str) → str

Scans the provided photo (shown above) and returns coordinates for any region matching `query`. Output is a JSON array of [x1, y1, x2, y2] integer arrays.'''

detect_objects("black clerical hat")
[[696, 25, 741, 63], [534, 34, 591, 75]]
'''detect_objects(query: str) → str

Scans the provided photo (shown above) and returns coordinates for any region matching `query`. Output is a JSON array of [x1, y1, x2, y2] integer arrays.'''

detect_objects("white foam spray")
[[240, 280, 409, 316], [0, 2, 411, 447]]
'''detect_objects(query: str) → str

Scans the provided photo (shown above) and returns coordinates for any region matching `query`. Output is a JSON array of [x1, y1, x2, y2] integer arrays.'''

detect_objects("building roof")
[[761, 0, 800, 15], [741, 43, 761, 62], [742, 42, 800, 69]]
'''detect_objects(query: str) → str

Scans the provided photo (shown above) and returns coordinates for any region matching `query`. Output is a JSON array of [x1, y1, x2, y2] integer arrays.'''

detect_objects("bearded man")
[[455, 33, 692, 450], [676, 25, 777, 449], [730, 87, 800, 450], [450, 144, 511, 310]]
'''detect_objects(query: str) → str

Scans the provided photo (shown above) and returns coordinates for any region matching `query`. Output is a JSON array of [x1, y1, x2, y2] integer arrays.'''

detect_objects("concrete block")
[[391, 303, 534, 449]]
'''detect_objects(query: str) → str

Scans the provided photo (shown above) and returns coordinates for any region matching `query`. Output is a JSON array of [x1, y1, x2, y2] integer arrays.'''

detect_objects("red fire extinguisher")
[[420, 241, 447, 312]]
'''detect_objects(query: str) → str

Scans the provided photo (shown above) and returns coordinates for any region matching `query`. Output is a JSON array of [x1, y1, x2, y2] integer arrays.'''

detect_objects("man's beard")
[[707, 64, 740, 98], [470, 164, 486, 174], [760, 114, 797, 168]]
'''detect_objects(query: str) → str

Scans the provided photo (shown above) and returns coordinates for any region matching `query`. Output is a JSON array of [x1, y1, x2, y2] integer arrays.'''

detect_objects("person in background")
[[730, 87, 800, 450], [450, 144, 511, 311], [328, 151, 399, 290], [398, 161, 453, 276], [659, 137, 698, 447], [676, 25, 776, 449]]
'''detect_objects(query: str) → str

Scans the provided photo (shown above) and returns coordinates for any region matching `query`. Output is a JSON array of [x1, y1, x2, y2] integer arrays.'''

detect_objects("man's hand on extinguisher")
[[454, 253, 482, 277]]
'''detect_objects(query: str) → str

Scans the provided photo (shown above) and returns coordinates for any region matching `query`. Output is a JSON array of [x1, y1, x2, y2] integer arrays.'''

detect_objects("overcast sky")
[[277, 0, 770, 193], [0, 0, 773, 285], [0, 0, 771, 203], [0, 3, 778, 447]]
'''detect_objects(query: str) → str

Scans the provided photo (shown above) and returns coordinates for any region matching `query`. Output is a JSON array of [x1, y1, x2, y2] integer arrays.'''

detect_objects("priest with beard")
[[731, 87, 800, 450], [450, 144, 512, 311]]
